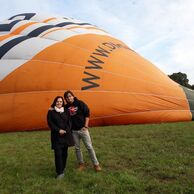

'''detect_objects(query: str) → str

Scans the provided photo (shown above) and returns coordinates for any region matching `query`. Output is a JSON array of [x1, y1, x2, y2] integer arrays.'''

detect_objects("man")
[[64, 90, 101, 172]]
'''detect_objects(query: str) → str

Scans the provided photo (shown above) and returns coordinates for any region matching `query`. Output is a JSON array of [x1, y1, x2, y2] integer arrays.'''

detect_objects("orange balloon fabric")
[[0, 13, 193, 132]]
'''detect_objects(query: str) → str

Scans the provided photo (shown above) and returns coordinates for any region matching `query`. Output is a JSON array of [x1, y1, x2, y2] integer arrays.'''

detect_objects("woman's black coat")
[[47, 109, 74, 149]]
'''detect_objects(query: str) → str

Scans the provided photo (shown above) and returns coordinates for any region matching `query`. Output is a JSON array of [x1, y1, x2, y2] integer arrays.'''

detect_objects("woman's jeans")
[[72, 129, 99, 165]]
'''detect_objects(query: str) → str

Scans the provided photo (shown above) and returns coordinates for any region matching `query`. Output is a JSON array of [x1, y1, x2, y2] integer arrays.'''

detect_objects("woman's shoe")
[[56, 173, 64, 179]]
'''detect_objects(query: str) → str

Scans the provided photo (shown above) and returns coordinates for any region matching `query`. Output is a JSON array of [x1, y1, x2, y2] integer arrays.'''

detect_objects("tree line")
[[168, 72, 194, 90]]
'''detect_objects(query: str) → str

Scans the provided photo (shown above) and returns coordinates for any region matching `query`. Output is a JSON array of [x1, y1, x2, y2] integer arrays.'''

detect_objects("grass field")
[[0, 121, 194, 194]]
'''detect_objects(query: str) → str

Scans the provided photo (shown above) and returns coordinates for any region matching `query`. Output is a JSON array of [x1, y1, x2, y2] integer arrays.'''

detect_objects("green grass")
[[0, 121, 194, 194]]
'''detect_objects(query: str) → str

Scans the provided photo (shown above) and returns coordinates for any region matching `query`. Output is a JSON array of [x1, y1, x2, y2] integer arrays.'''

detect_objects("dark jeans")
[[54, 146, 68, 175]]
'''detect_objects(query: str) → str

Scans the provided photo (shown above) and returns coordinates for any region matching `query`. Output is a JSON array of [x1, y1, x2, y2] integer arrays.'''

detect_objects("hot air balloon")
[[0, 13, 193, 132]]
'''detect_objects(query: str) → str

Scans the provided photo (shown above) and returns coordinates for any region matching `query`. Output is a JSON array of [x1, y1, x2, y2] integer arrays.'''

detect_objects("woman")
[[47, 96, 74, 179]]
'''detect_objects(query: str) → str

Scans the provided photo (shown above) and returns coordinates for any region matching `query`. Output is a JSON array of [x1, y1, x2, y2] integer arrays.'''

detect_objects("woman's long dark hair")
[[51, 96, 65, 108]]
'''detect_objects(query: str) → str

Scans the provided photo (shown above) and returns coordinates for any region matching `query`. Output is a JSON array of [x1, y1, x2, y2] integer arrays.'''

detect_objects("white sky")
[[0, 0, 194, 84]]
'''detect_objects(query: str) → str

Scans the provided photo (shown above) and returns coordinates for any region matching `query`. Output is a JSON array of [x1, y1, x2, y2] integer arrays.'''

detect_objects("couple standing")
[[47, 90, 101, 179]]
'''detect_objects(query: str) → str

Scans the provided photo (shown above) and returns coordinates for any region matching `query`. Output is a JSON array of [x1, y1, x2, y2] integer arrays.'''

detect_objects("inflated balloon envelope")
[[0, 13, 193, 132]]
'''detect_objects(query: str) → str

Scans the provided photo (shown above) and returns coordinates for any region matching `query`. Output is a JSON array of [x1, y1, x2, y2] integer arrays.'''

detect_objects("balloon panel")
[[0, 13, 193, 132]]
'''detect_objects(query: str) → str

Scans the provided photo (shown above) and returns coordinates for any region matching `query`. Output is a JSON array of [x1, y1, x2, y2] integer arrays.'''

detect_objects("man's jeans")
[[72, 129, 99, 165]]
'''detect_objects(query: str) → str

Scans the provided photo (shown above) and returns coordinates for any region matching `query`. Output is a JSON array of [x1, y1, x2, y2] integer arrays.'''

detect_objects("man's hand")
[[81, 126, 89, 131]]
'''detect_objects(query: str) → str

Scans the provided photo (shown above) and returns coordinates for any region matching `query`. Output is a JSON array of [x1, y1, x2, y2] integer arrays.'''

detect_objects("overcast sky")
[[0, 0, 194, 84]]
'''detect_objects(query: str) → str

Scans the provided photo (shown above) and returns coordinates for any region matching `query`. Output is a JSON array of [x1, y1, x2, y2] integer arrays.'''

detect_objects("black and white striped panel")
[[7, 13, 108, 36], [0, 34, 57, 80]]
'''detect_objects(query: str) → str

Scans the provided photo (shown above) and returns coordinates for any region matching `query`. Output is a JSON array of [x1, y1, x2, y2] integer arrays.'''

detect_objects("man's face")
[[65, 93, 74, 104]]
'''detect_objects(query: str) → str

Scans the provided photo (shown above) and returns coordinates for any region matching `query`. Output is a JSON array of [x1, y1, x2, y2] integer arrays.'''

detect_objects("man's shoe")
[[78, 163, 85, 171], [94, 165, 102, 172], [56, 173, 64, 179]]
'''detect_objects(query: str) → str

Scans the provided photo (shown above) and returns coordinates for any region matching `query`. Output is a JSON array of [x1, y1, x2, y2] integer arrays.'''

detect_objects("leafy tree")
[[168, 72, 192, 89]]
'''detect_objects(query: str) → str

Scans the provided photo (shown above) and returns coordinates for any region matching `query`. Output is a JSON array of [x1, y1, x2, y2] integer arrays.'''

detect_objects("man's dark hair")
[[64, 90, 75, 99], [51, 96, 65, 108]]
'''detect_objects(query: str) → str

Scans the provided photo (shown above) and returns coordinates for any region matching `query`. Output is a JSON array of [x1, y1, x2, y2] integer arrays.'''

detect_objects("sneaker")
[[56, 173, 64, 179], [78, 163, 85, 171], [94, 165, 102, 172]]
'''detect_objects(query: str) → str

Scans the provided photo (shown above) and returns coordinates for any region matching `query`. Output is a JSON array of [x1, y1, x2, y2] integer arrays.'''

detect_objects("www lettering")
[[81, 41, 130, 90]]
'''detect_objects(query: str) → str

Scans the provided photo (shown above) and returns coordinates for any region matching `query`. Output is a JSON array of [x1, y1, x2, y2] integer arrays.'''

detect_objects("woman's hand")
[[59, 129, 66, 135]]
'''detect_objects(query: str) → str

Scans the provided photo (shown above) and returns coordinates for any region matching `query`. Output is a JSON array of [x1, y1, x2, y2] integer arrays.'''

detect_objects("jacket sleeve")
[[47, 110, 60, 133], [68, 116, 72, 131], [66, 110, 72, 131], [79, 100, 90, 117]]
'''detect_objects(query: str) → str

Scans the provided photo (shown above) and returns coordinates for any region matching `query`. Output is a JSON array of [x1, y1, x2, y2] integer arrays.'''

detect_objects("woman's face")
[[55, 98, 63, 108], [65, 93, 74, 104]]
